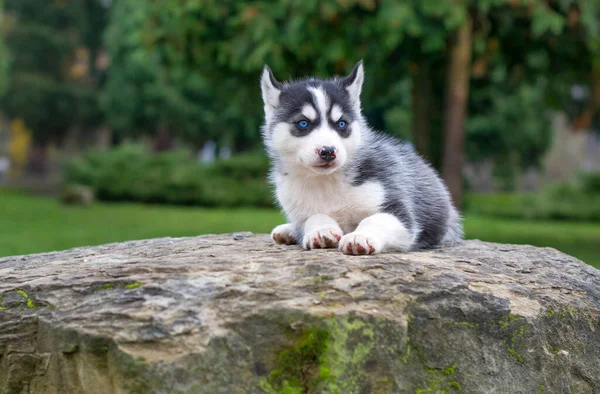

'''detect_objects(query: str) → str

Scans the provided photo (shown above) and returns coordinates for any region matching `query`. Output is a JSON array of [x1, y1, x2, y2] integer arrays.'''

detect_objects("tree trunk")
[[442, 16, 472, 208], [27, 144, 51, 174], [153, 122, 172, 152], [95, 126, 113, 150], [411, 62, 432, 160], [572, 62, 600, 130]]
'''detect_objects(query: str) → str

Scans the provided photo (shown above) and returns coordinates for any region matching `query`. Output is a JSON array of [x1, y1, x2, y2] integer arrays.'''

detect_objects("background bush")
[[69, 146, 600, 219], [465, 173, 600, 222], [64, 145, 273, 207]]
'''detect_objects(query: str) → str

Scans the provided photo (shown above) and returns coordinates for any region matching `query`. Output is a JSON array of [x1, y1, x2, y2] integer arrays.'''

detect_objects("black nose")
[[319, 146, 337, 162]]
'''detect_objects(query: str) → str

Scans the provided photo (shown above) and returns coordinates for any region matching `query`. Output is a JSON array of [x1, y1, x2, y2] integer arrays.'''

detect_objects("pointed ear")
[[260, 65, 282, 118], [342, 60, 364, 110]]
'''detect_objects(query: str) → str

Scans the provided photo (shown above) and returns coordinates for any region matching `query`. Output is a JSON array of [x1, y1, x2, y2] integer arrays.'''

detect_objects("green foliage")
[[101, 0, 260, 147], [64, 144, 273, 207], [0, 0, 10, 96], [101, 0, 486, 149], [465, 174, 600, 222], [2, 73, 100, 144], [523, 182, 600, 221], [464, 193, 526, 218], [467, 80, 552, 171], [1, 0, 598, 189], [101, 0, 600, 178], [465, 0, 600, 179], [580, 172, 600, 194], [0, 0, 107, 145]]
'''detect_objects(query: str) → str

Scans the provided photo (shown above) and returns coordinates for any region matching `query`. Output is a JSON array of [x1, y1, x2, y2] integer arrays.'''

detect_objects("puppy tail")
[[441, 206, 464, 245]]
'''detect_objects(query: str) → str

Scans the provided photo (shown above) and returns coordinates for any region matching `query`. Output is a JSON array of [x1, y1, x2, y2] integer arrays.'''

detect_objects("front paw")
[[339, 232, 382, 255], [302, 227, 343, 250], [271, 224, 297, 245]]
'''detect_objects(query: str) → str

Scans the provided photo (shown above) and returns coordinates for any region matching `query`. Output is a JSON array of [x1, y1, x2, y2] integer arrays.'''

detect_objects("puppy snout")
[[318, 146, 337, 162]]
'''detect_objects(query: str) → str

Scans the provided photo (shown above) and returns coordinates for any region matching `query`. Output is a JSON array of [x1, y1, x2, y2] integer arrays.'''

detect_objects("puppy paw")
[[302, 227, 343, 250], [271, 224, 297, 245], [339, 232, 382, 255]]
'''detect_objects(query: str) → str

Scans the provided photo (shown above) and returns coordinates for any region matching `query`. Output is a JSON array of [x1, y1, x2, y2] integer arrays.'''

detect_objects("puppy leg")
[[302, 214, 344, 250], [271, 223, 298, 245], [340, 213, 415, 255]]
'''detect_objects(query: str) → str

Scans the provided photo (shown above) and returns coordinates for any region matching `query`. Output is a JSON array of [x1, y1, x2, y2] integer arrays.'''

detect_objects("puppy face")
[[261, 62, 365, 175]]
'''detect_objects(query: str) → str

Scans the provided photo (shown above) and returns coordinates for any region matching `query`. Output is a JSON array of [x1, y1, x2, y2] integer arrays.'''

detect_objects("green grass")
[[464, 215, 600, 268], [464, 193, 527, 219], [1, 189, 598, 269], [465, 190, 600, 222], [0, 189, 283, 257]]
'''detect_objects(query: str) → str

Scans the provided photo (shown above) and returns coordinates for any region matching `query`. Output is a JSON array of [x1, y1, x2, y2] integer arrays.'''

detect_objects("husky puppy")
[[260, 61, 462, 255]]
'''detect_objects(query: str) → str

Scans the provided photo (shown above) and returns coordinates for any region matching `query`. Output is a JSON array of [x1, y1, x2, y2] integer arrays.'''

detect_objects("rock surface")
[[1, 234, 599, 394]]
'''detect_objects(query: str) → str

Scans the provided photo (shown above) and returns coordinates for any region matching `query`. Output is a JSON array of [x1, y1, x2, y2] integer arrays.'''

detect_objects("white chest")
[[275, 174, 385, 234]]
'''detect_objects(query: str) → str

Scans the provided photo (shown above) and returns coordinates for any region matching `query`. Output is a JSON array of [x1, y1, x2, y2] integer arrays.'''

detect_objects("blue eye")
[[337, 120, 347, 129], [297, 120, 309, 129]]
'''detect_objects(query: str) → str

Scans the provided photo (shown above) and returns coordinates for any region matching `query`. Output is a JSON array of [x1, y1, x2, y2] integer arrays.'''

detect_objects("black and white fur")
[[261, 61, 462, 255]]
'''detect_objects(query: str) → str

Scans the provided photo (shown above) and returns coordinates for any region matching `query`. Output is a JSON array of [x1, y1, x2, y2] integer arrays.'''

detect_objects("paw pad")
[[302, 227, 343, 250], [340, 233, 379, 255]]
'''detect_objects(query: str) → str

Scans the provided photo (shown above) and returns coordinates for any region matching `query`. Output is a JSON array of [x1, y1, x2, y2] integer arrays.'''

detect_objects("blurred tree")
[[0, 0, 108, 172], [403, 0, 600, 203], [102, 0, 600, 203], [102, 0, 465, 149], [81, 0, 109, 82], [443, 12, 473, 208], [0, 0, 9, 96], [102, 0, 275, 150], [101, 0, 210, 150], [465, 1, 600, 192]]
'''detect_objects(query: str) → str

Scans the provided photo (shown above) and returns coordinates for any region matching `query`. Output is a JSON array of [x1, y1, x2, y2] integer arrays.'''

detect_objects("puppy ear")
[[342, 60, 364, 111], [261, 65, 282, 118]]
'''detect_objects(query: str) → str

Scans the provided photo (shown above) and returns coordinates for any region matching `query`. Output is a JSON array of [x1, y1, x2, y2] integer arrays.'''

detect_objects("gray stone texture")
[[1, 234, 599, 393]]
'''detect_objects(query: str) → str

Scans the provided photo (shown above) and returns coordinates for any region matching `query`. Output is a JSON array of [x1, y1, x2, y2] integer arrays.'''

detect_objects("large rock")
[[0, 234, 599, 394]]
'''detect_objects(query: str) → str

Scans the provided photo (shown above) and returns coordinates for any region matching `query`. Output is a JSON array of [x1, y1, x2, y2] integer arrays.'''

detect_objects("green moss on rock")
[[93, 282, 143, 292], [406, 342, 462, 393], [495, 314, 523, 329], [545, 306, 576, 320], [546, 344, 559, 355], [263, 326, 330, 393], [261, 315, 397, 394], [16, 289, 36, 308], [444, 321, 479, 329], [93, 283, 115, 293], [494, 314, 527, 364]]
